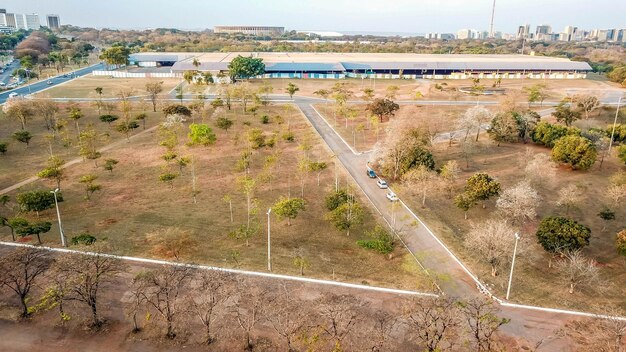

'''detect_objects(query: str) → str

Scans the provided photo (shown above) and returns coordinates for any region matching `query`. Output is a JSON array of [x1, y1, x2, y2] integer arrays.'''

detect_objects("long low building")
[[128, 52, 592, 80]]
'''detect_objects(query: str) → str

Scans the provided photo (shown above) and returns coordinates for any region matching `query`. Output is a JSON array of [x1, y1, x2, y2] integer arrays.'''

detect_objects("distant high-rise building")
[[23, 13, 40, 30], [0, 9, 6, 14], [457, 29, 477, 39], [14, 14, 25, 29], [536, 25, 551, 35], [4, 13, 16, 28], [597, 30, 610, 41], [46, 14, 60, 29], [517, 24, 530, 39]]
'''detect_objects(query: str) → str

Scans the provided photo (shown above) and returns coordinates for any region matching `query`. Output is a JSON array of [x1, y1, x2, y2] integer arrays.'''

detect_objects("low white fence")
[[92, 70, 182, 79]]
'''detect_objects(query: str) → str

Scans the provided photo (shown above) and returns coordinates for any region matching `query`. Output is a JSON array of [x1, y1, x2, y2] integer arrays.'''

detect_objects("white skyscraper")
[[24, 14, 40, 30]]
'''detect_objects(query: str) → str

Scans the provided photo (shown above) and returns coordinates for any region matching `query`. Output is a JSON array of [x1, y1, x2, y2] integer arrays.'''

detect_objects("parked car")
[[8, 92, 19, 98], [376, 179, 388, 189], [366, 168, 376, 178], [0, 82, 5, 86], [386, 191, 399, 202], [47, 80, 53, 85]]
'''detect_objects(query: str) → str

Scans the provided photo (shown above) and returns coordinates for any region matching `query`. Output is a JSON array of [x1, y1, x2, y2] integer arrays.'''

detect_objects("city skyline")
[[1, 0, 624, 34]]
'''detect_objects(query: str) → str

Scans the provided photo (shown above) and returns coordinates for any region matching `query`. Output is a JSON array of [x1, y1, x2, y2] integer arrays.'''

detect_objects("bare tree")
[[464, 219, 518, 277], [555, 251, 603, 294], [459, 106, 493, 142], [124, 274, 150, 333], [573, 95, 600, 120], [233, 281, 269, 350], [58, 248, 126, 328], [367, 310, 400, 352], [265, 285, 310, 351], [524, 153, 556, 187], [188, 270, 234, 345], [403, 165, 441, 206], [317, 293, 367, 351], [0, 247, 52, 318], [458, 298, 510, 352], [136, 265, 193, 339], [403, 297, 460, 352], [556, 184, 584, 216], [495, 180, 541, 224]]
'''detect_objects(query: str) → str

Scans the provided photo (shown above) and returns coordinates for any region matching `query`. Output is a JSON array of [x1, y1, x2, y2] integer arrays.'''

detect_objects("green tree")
[[325, 189, 352, 211], [285, 83, 299, 99], [523, 84, 547, 107], [551, 135, 597, 170], [272, 197, 306, 226], [487, 113, 519, 146], [531, 121, 580, 147], [68, 106, 84, 134], [5, 217, 29, 241], [103, 158, 119, 173], [327, 198, 364, 236], [366, 98, 400, 123], [463, 173, 501, 208], [536, 216, 591, 254], [12, 130, 32, 148], [293, 253, 310, 276], [99, 114, 118, 125], [159, 173, 178, 189], [0, 141, 7, 155], [597, 208, 615, 232], [16, 221, 52, 244], [356, 225, 395, 255], [79, 174, 101, 200], [99, 45, 130, 68], [552, 102, 582, 127], [454, 193, 475, 220], [188, 124, 217, 146], [216, 117, 233, 133], [116, 120, 140, 141], [16, 190, 61, 217], [37, 155, 65, 189], [227, 55, 265, 82], [228, 223, 259, 247]]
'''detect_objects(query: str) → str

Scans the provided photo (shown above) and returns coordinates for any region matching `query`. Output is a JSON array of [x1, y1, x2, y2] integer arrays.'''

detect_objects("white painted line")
[[0, 242, 438, 298], [309, 104, 359, 155], [501, 302, 626, 322]]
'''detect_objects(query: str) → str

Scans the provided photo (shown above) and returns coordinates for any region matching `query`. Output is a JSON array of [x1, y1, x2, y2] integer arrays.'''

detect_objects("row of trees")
[[0, 246, 518, 351]]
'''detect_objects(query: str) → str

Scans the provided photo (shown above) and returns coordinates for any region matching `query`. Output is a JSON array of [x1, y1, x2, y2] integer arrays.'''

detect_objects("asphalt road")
[[0, 59, 19, 86], [0, 63, 105, 105]]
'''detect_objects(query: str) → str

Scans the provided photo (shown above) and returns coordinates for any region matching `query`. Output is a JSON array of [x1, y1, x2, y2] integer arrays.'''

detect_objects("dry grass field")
[[0, 102, 432, 291], [41, 76, 182, 98]]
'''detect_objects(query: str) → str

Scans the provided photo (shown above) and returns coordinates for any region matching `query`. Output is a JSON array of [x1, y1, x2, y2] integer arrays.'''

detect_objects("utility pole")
[[51, 188, 66, 247], [489, 0, 496, 38], [608, 96, 623, 154], [506, 233, 521, 300], [267, 208, 272, 272]]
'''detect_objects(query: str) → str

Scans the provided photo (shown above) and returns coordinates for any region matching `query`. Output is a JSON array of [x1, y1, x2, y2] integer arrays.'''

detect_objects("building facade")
[[46, 14, 60, 29], [214, 26, 284, 36], [23, 13, 40, 30]]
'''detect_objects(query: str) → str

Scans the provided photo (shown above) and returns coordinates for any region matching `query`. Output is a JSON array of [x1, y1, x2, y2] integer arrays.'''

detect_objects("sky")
[[2, 0, 625, 34]]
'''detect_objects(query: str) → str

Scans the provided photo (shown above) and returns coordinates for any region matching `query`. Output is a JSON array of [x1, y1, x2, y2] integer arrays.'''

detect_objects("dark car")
[[367, 169, 376, 178]]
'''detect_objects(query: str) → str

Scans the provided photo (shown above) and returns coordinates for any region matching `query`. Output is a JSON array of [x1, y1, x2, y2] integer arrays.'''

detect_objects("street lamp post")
[[608, 96, 623, 154], [505, 232, 521, 300], [50, 188, 66, 247], [267, 208, 272, 272]]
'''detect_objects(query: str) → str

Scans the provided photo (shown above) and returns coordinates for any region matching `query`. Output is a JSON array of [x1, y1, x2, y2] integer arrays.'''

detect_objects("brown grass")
[[40, 76, 182, 98], [0, 103, 432, 291]]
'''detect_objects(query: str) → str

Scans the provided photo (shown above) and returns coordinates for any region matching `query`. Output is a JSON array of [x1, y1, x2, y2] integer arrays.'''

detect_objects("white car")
[[8, 92, 18, 98], [386, 191, 399, 202], [376, 179, 388, 189]]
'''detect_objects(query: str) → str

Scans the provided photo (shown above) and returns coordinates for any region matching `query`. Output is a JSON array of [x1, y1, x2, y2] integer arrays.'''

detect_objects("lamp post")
[[608, 96, 623, 154], [505, 232, 520, 300], [50, 188, 66, 247], [267, 208, 272, 272]]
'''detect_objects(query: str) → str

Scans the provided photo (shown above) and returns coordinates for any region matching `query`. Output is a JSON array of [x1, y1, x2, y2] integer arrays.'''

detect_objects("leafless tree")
[[265, 285, 311, 351], [367, 310, 400, 352], [0, 247, 52, 318], [136, 265, 193, 339], [496, 180, 541, 224], [556, 184, 584, 216], [58, 248, 126, 328], [233, 281, 269, 350], [459, 106, 493, 142], [188, 270, 235, 345], [317, 293, 368, 351], [524, 153, 556, 187], [555, 250, 603, 294], [458, 298, 510, 352], [464, 219, 518, 277], [403, 165, 441, 207], [402, 297, 461, 352], [124, 273, 150, 333]]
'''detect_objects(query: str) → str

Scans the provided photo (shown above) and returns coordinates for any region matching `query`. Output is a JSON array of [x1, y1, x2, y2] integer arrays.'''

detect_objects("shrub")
[[260, 115, 270, 124], [282, 131, 295, 142], [357, 225, 395, 255], [531, 121, 580, 147], [248, 128, 266, 149], [71, 233, 97, 246], [551, 135, 597, 170], [536, 216, 591, 254], [617, 230, 626, 257], [606, 124, 626, 143], [0, 142, 7, 155]]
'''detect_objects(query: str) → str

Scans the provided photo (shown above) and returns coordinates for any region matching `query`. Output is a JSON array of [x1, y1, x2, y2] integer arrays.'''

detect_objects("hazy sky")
[[3, 0, 625, 34]]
